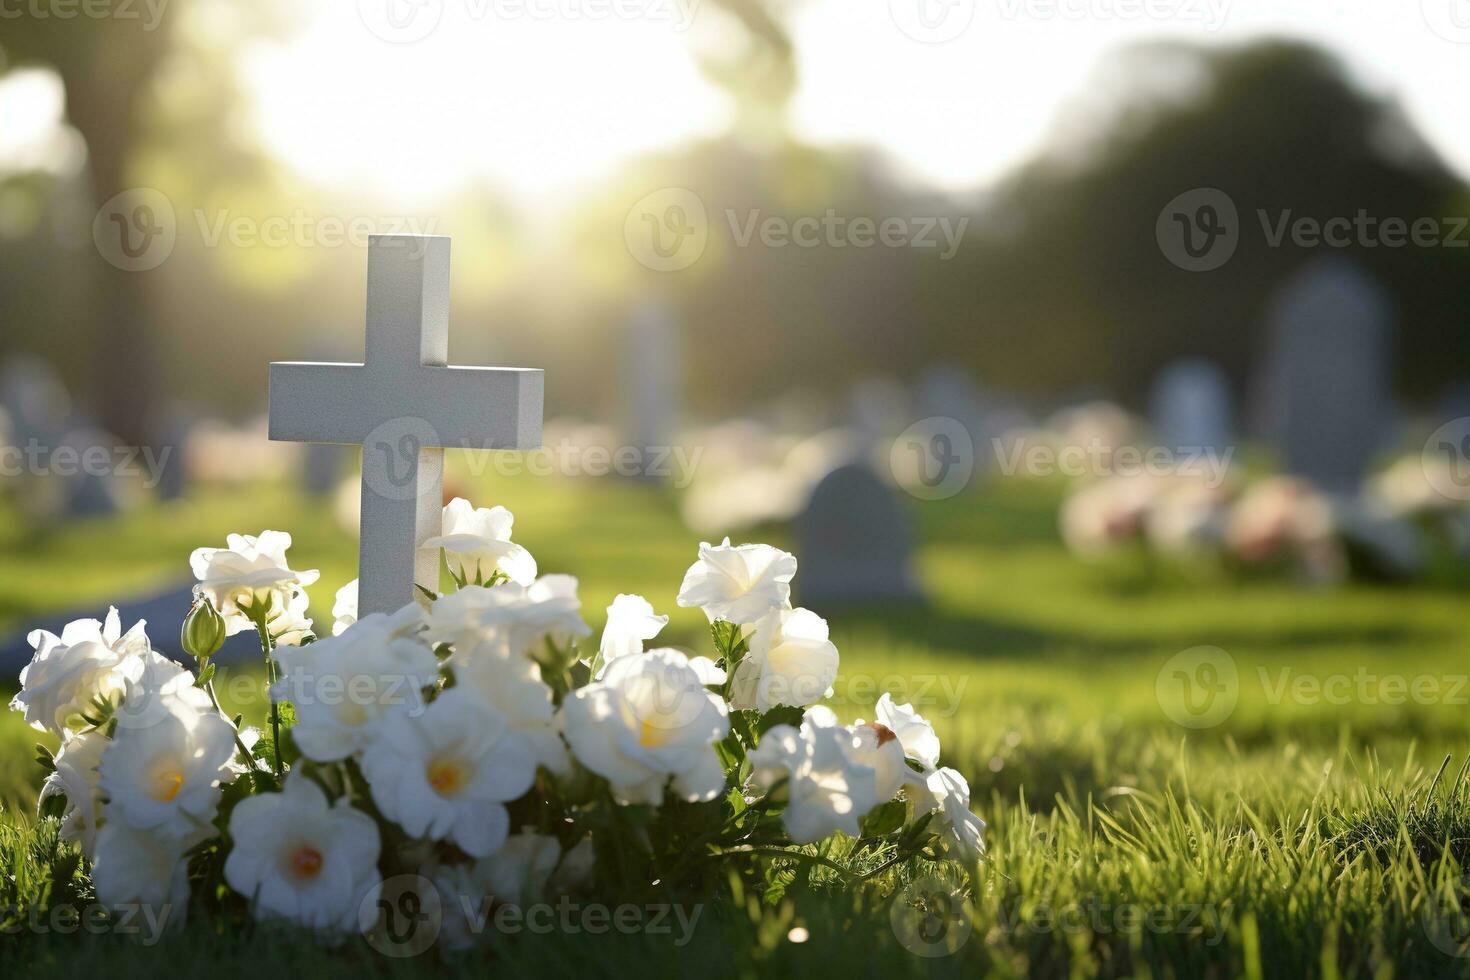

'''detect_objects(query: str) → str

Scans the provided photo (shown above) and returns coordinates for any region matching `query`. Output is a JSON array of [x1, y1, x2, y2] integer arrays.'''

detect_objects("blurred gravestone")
[[847, 376, 911, 448], [152, 402, 197, 501], [304, 442, 347, 497], [917, 364, 989, 469], [797, 462, 920, 606], [0, 357, 73, 518], [58, 426, 122, 518], [622, 300, 681, 481], [1150, 358, 1233, 454], [1259, 258, 1393, 492]]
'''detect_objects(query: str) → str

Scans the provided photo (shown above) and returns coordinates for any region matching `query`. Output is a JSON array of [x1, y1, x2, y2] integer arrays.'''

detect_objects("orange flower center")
[[428, 759, 468, 797], [291, 846, 324, 879]]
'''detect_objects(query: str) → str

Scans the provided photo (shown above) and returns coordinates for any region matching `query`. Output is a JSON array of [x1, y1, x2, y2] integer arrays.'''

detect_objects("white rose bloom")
[[273, 613, 440, 763], [266, 588, 315, 647], [10, 608, 149, 733], [597, 594, 668, 671], [909, 766, 986, 863], [112, 649, 215, 733], [189, 531, 320, 636], [360, 689, 537, 857], [331, 579, 358, 636], [848, 722, 908, 803], [729, 607, 838, 711], [91, 822, 191, 925], [676, 538, 797, 625], [224, 772, 382, 933], [874, 693, 942, 770], [450, 643, 569, 775], [562, 648, 729, 806], [424, 578, 589, 657], [421, 498, 537, 586], [97, 692, 238, 843], [39, 728, 108, 857], [750, 710, 878, 844]]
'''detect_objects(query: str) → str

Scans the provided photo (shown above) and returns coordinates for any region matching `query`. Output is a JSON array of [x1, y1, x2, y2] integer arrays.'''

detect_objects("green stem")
[[707, 846, 857, 884], [200, 667, 263, 775], [252, 613, 282, 780]]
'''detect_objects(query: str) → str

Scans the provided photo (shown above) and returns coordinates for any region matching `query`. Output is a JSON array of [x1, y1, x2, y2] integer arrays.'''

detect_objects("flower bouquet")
[[10, 497, 984, 949]]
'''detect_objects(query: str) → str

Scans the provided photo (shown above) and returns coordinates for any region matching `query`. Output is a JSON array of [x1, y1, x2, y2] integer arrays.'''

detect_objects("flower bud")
[[181, 597, 227, 660]]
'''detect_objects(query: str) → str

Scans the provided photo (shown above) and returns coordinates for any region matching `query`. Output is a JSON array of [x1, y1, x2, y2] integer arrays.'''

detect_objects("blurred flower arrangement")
[[9, 498, 983, 945], [1059, 456, 1469, 585]]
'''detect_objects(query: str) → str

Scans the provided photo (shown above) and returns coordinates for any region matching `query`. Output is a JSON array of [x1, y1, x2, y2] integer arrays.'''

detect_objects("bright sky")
[[5, 0, 1470, 204]]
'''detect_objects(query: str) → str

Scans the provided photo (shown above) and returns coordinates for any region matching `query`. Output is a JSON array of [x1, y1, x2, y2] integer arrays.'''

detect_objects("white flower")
[[267, 588, 315, 647], [450, 644, 569, 775], [273, 614, 440, 763], [750, 711, 878, 843], [332, 579, 359, 636], [910, 767, 986, 863], [598, 594, 668, 670], [10, 608, 149, 733], [225, 772, 382, 933], [360, 689, 537, 857], [91, 822, 191, 924], [97, 692, 238, 843], [562, 648, 729, 806], [676, 538, 797, 625], [421, 498, 537, 586], [189, 531, 319, 636], [729, 607, 838, 711], [424, 578, 589, 657], [39, 728, 108, 857], [481, 831, 562, 907], [112, 649, 215, 733], [848, 722, 908, 803], [874, 693, 941, 770]]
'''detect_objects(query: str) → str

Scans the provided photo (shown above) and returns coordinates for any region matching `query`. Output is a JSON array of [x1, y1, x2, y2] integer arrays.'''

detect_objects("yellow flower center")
[[639, 716, 672, 748], [151, 768, 185, 802], [290, 846, 324, 879], [428, 758, 469, 797]]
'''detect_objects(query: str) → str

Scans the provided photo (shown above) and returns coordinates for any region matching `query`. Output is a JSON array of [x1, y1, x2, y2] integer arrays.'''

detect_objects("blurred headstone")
[[0, 583, 261, 677], [304, 442, 347, 497], [622, 299, 681, 481], [1150, 358, 1233, 454], [917, 364, 989, 468], [847, 376, 911, 448], [57, 426, 121, 518], [0, 354, 70, 449], [797, 462, 920, 606], [1259, 258, 1393, 492], [151, 401, 197, 502]]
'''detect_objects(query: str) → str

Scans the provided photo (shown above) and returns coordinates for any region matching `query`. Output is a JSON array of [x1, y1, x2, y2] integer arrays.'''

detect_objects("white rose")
[[10, 608, 149, 733], [749, 709, 878, 844], [421, 498, 537, 586], [597, 594, 668, 672], [189, 531, 319, 637], [729, 607, 838, 711], [562, 648, 729, 806], [676, 538, 797, 625]]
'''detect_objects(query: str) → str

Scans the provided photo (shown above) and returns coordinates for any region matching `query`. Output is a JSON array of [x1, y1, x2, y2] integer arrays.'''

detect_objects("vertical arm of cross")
[[358, 235, 450, 616]]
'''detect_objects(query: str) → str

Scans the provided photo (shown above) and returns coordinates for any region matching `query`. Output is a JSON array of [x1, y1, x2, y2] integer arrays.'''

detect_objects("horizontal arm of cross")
[[268, 361, 543, 450]]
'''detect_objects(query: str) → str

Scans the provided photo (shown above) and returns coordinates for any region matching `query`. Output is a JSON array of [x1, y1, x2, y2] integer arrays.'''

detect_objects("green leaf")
[[860, 799, 908, 838]]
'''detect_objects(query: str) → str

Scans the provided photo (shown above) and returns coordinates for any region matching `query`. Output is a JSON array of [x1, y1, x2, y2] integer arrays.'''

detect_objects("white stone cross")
[[268, 235, 543, 616]]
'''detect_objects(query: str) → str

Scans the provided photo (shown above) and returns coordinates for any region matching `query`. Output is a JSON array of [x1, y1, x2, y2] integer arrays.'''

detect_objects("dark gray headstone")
[[917, 364, 989, 469], [1260, 258, 1393, 492], [304, 443, 347, 497], [1150, 358, 1233, 454], [797, 463, 920, 607], [0, 583, 263, 678]]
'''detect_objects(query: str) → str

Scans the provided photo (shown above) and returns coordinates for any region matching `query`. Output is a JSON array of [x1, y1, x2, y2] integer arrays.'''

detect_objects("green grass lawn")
[[3, 467, 1470, 977]]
